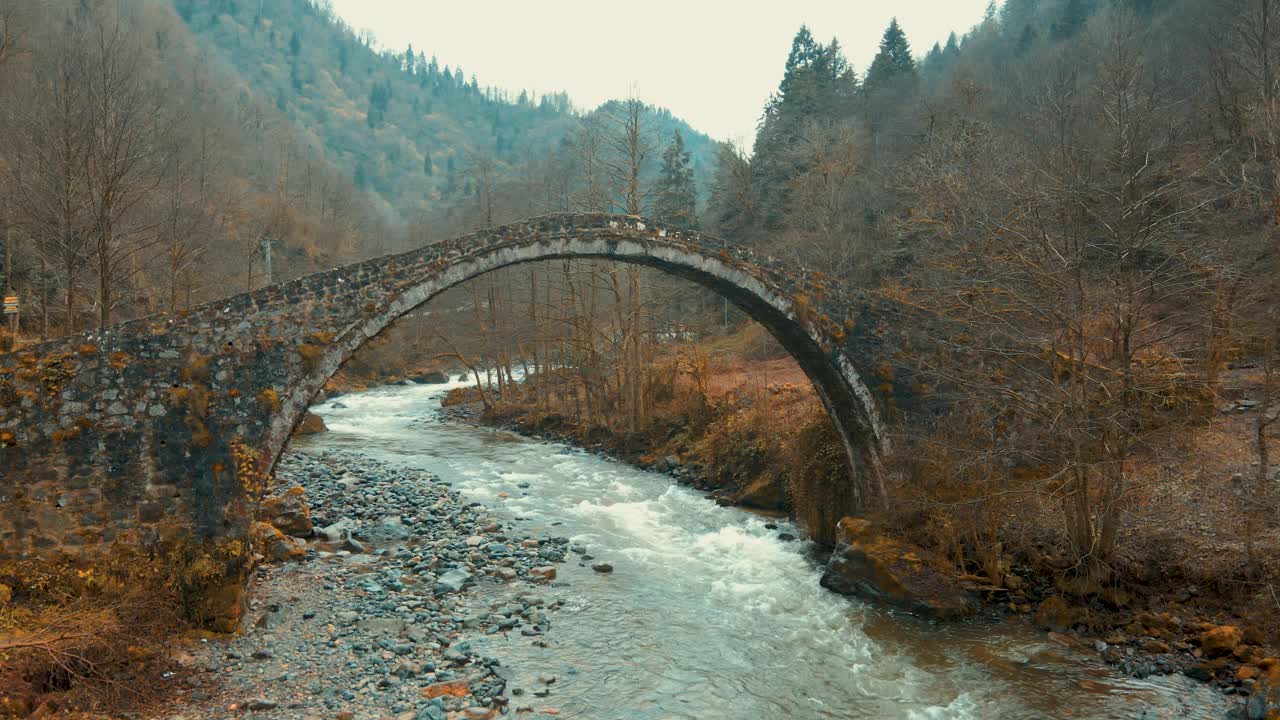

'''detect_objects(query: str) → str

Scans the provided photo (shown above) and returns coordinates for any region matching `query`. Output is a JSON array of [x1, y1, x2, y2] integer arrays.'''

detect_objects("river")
[[293, 378, 1233, 720]]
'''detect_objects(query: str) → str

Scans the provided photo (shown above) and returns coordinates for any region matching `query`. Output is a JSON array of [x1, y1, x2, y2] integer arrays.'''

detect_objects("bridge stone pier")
[[0, 213, 905, 624]]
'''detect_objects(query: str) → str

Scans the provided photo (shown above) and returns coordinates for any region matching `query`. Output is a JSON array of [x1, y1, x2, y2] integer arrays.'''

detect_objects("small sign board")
[[3, 296, 17, 315]]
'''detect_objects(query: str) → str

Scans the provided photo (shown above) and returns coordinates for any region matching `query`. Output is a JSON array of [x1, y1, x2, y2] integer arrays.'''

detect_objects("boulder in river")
[[294, 412, 327, 436], [733, 474, 789, 511], [529, 566, 557, 582], [413, 370, 450, 384], [819, 517, 978, 620]]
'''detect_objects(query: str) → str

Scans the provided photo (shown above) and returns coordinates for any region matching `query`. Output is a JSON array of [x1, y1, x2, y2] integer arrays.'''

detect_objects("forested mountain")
[[0, 0, 718, 339], [0, 0, 391, 333], [170, 0, 718, 221]]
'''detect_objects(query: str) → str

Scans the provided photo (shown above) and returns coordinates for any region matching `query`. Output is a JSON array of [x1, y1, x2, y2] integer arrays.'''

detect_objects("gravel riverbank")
[[161, 449, 570, 720]]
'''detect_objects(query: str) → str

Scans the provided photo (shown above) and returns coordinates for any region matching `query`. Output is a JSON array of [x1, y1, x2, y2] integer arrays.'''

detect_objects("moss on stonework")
[[0, 533, 251, 633]]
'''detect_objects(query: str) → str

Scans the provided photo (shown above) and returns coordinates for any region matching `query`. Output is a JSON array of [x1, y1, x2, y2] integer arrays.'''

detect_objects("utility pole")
[[262, 237, 274, 286]]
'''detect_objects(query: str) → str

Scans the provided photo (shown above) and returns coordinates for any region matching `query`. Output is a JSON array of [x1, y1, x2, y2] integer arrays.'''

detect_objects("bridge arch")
[[0, 214, 898, 593], [267, 220, 888, 496]]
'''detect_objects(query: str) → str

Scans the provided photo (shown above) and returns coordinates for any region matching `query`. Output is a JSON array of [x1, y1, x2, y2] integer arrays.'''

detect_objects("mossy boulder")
[[260, 486, 313, 538], [1200, 625, 1243, 658], [819, 517, 979, 620], [252, 522, 304, 563]]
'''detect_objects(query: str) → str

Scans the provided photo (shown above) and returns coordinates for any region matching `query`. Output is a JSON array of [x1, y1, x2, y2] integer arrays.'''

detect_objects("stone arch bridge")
[[0, 214, 912, 577]]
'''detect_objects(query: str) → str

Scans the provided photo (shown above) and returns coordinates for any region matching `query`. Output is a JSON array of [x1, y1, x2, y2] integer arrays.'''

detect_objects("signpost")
[[4, 294, 18, 345]]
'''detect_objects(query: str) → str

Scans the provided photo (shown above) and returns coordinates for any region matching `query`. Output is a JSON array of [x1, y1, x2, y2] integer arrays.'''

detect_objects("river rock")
[[436, 569, 472, 594], [1035, 596, 1087, 632], [733, 474, 789, 511], [317, 518, 354, 543], [260, 486, 313, 537], [421, 679, 470, 699], [819, 517, 978, 620], [591, 563, 613, 573], [1246, 659, 1280, 720], [294, 412, 327, 435], [252, 522, 304, 563], [1200, 625, 1243, 657], [414, 370, 450, 384]]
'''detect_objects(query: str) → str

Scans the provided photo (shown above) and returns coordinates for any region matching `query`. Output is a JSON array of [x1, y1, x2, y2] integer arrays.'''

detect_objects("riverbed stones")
[[162, 449, 566, 717], [819, 517, 978, 620]]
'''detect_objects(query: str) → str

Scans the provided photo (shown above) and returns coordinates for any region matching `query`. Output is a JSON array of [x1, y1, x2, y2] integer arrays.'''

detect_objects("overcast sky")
[[328, 1, 992, 144]]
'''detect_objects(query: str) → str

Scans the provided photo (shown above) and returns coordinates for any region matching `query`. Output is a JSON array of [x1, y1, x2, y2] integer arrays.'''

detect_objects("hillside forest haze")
[[0, 1, 1279, 719]]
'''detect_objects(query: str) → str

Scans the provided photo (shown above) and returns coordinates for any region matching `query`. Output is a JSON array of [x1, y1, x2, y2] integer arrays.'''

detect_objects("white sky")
[[328, 1, 992, 144]]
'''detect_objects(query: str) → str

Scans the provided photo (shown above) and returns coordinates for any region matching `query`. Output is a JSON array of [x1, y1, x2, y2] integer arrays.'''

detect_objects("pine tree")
[[865, 18, 916, 92], [652, 130, 697, 228], [926, 42, 944, 67], [367, 81, 391, 128], [749, 28, 858, 229], [288, 30, 301, 57], [772, 26, 823, 115], [423, 152, 433, 176], [944, 32, 961, 60]]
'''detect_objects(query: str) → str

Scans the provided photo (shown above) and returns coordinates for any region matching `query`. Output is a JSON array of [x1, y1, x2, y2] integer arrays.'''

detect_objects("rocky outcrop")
[[820, 517, 978, 620]]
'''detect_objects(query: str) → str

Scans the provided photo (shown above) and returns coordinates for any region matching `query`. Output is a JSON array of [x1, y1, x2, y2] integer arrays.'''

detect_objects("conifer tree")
[[652, 130, 697, 228], [864, 18, 916, 92], [944, 32, 961, 59]]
